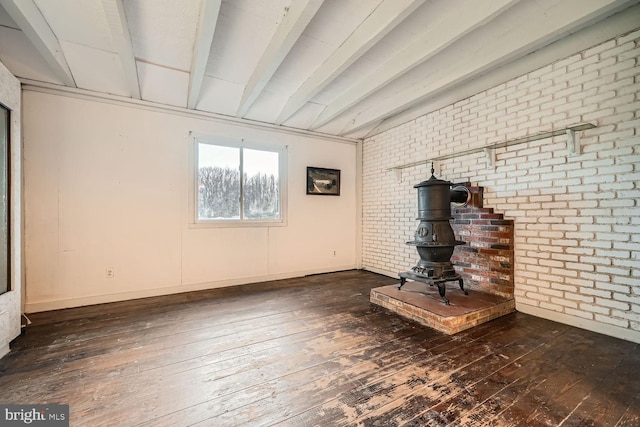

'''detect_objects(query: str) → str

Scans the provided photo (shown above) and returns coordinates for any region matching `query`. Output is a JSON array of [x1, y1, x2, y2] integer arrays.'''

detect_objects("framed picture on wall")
[[306, 167, 340, 196]]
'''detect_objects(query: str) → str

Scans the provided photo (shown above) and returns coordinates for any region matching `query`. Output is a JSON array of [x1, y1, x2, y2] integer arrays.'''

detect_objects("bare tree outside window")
[[243, 148, 279, 220], [197, 142, 281, 222]]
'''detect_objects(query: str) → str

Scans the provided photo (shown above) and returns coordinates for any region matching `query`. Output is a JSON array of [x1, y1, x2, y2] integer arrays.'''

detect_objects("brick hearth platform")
[[370, 281, 515, 335], [373, 185, 516, 334]]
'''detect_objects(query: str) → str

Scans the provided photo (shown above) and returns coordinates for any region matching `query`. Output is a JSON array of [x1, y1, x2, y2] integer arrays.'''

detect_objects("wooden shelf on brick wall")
[[387, 122, 596, 174]]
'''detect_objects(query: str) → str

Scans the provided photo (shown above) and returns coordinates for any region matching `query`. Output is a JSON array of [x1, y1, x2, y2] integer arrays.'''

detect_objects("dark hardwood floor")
[[1, 270, 638, 426]]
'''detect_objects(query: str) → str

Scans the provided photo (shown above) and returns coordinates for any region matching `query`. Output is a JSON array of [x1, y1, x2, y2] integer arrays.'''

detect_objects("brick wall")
[[362, 28, 640, 342], [451, 195, 515, 299]]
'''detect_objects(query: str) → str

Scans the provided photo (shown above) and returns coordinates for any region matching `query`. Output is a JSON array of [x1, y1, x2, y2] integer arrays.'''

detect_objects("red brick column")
[[451, 187, 514, 299]]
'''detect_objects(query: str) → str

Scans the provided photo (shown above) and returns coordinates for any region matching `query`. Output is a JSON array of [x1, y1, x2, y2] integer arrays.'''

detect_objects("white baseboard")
[[361, 265, 398, 279], [25, 265, 358, 313], [516, 302, 640, 344]]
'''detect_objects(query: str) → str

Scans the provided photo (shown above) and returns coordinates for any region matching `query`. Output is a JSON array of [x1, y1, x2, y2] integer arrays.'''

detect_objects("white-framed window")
[[192, 135, 287, 226]]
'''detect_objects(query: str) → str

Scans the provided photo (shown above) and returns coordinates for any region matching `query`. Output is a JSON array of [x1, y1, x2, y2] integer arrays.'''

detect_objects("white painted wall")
[[0, 59, 22, 359], [362, 28, 640, 343], [22, 90, 358, 312]]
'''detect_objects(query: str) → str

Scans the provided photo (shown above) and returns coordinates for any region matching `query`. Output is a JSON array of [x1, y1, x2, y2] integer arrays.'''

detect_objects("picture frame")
[[306, 166, 340, 196]]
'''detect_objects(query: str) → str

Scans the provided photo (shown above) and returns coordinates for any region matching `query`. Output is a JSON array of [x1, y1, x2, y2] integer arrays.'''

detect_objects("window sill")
[[189, 219, 287, 228]]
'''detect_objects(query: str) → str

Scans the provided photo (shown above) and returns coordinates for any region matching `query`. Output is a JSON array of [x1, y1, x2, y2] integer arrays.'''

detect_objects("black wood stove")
[[399, 167, 470, 305]]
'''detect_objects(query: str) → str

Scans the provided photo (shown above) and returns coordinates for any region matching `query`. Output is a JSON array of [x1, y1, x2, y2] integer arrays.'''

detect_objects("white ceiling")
[[0, 0, 638, 139]]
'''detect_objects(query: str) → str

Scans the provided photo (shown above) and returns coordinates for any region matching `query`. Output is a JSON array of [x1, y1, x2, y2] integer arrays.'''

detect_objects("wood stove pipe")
[[450, 186, 471, 206]]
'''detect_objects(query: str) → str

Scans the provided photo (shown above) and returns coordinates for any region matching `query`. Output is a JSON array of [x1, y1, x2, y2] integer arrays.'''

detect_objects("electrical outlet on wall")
[[105, 268, 114, 278]]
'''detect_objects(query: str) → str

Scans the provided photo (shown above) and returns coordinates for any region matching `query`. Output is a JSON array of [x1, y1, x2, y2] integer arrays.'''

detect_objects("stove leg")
[[459, 278, 468, 295], [437, 284, 450, 305], [398, 277, 406, 290]]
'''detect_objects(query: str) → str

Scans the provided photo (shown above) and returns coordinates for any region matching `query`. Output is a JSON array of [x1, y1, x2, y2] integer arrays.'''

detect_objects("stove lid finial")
[[414, 162, 452, 187]]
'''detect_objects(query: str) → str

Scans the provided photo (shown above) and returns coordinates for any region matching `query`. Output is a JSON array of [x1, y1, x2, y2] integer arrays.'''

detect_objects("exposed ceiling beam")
[[340, 0, 634, 136], [310, 0, 519, 130], [361, 3, 640, 138], [187, 0, 222, 109], [0, 0, 76, 87], [236, 0, 325, 118], [274, 0, 426, 125], [101, 0, 140, 99]]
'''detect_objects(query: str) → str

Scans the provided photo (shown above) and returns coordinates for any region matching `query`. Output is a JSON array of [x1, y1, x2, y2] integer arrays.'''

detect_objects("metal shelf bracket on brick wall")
[[387, 122, 596, 179]]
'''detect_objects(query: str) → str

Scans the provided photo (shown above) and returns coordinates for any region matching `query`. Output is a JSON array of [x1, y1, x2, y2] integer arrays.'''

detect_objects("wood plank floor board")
[[0, 270, 637, 426], [18, 273, 381, 349], [508, 336, 635, 426], [2, 316, 329, 395], [345, 316, 563, 426], [50, 307, 429, 424], [614, 389, 640, 427], [454, 328, 635, 426], [135, 326, 434, 426], [186, 325, 474, 426], [555, 343, 640, 426], [79, 327, 401, 425], [267, 317, 549, 426], [6, 310, 400, 422], [362, 322, 561, 426], [132, 310, 442, 424], [2, 290, 387, 383], [15, 282, 378, 355], [452, 335, 587, 426]]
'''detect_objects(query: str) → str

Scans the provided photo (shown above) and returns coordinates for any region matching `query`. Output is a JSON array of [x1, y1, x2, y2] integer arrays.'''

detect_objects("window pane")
[[198, 143, 240, 220], [243, 148, 280, 220]]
